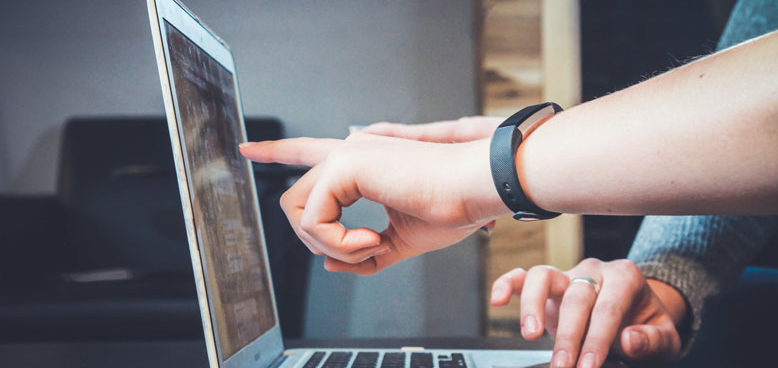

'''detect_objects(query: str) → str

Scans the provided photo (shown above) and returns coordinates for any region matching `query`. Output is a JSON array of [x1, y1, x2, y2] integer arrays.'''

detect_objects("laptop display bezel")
[[147, 0, 284, 366]]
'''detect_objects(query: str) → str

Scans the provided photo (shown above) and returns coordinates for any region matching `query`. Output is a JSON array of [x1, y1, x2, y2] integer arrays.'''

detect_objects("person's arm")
[[512, 30, 778, 216], [240, 31, 778, 274]]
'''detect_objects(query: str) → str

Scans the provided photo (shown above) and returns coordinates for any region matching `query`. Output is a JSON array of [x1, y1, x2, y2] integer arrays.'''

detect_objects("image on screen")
[[165, 21, 275, 359]]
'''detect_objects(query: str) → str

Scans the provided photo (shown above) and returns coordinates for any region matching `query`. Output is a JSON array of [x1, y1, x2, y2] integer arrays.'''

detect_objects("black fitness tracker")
[[489, 102, 563, 221]]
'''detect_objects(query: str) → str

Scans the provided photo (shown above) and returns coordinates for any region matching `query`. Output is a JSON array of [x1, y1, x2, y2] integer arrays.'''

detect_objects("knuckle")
[[326, 147, 347, 161], [579, 257, 601, 268], [265, 140, 279, 156], [623, 274, 644, 291], [528, 265, 553, 278], [506, 267, 527, 280], [344, 133, 361, 142], [326, 149, 357, 170], [279, 191, 291, 208], [609, 260, 643, 289], [299, 216, 316, 234], [611, 259, 640, 275], [345, 132, 372, 142], [457, 116, 476, 125]]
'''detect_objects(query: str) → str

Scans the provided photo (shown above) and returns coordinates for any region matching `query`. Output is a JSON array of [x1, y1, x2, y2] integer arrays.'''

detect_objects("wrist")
[[455, 138, 513, 224], [492, 103, 563, 220]]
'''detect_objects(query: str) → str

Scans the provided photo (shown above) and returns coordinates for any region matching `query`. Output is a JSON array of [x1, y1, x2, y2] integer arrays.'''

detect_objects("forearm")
[[518, 30, 778, 215]]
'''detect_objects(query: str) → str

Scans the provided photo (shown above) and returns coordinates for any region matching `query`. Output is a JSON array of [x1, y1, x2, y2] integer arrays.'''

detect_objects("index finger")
[[362, 119, 492, 143], [239, 137, 342, 167], [578, 261, 646, 368]]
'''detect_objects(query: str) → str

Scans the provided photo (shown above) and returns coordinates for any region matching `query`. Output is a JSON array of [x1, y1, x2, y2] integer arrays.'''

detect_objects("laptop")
[[147, 0, 552, 367]]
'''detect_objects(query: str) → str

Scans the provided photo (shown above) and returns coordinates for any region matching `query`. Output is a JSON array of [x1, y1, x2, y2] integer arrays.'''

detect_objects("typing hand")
[[240, 133, 508, 275], [491, 259, 685, 368]]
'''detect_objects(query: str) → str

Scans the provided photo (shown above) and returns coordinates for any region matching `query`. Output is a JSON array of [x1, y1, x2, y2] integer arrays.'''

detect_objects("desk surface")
[[0, 337, 555, 367]]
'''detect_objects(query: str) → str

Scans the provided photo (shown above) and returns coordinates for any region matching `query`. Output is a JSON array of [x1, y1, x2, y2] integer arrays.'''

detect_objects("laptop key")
[[304, 352, 327, 368], [323, 352, 354, 368], [450, 353, 467, 368], [410, 353, 433, 368], [380, 352, 406, 368], [352, 352, 380, 368]]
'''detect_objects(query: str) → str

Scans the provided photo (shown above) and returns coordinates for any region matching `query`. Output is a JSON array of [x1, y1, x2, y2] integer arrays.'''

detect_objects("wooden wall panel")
[[478, 0, 583, 336]]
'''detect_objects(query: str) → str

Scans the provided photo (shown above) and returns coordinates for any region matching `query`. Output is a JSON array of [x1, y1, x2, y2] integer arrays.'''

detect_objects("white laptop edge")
[[146, 1, 285, 367]]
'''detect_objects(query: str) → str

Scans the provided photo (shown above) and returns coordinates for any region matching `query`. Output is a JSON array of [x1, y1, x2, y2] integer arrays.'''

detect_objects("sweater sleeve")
[[628, 216, 777, 341]]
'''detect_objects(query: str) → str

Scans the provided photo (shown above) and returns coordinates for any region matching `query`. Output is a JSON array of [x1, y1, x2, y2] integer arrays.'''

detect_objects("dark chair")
[[0, 116, 310, 341]]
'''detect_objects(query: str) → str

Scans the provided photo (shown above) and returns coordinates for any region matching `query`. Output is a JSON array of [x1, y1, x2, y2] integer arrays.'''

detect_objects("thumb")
[[322, 227, 412, 276], [619, 323, 681, 361]]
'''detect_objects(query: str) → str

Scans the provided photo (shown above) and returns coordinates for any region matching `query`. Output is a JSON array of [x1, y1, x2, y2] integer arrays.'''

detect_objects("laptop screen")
[[165, 21, 276, 359]]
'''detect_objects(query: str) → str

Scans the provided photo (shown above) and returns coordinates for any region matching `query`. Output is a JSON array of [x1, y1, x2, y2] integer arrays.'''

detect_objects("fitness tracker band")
[[489, 102, 562, 221]]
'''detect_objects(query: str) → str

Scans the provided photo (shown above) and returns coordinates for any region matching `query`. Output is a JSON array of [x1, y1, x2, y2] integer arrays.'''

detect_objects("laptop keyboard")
[[303, 352, 327, 368], [380, 353, 405, 368], [322, 352, 353, 368], [353, 352, 380, 368], [302, 351, 467, 368]]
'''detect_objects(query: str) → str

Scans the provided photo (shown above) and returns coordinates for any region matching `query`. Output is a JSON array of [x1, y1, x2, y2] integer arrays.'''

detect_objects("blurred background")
[[0, 0, 739, 353]]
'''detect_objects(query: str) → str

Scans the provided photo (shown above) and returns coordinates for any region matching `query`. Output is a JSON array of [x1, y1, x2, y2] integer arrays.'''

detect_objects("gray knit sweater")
[[627, 0, 778, 342]]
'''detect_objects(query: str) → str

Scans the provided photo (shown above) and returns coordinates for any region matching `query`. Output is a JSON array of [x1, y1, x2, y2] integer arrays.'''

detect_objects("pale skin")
[[240, 30, 778, 367], [489, 261, 686, 368], [348, 122, 689, 368]]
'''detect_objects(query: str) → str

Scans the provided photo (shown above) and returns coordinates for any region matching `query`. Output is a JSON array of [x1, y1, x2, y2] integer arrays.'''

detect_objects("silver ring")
[[570, 276, 600, 294]]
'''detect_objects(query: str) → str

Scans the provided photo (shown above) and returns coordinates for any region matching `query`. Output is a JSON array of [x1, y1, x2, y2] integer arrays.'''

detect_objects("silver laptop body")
[[147, 0, 551, 367]]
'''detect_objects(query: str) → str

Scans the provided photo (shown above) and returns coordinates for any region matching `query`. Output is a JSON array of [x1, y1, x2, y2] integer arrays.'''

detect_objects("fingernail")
[[628, 330, 646, 355], [552, 350, 569, 368], [579, 353, 596, 368], [239, 142, 252, 148], [523, 315, 538, 336]]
